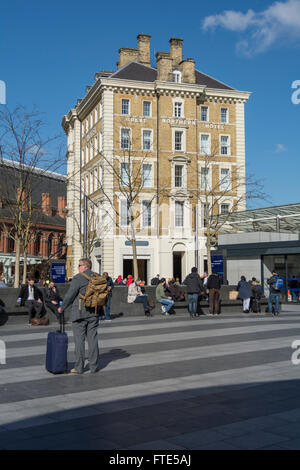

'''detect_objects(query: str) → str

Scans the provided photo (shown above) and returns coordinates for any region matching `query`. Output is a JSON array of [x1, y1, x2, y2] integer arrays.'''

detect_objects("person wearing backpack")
[[267, 271, 282, 316], [58, 258, 106, 374]]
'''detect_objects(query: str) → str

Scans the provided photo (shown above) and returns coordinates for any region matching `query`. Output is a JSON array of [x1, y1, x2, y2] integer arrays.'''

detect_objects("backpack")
[[274, 277, 283, 290], [79, 273, 108, 313]]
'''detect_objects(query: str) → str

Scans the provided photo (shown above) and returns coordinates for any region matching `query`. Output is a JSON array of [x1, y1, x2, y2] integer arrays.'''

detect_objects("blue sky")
[[1, 0, 299, 207]]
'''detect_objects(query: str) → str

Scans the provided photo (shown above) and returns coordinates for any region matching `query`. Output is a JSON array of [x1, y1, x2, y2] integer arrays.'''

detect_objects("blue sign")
[[51, 263, 66, 283], [125, 241, 149, 246], [211, 255, 224, 284]]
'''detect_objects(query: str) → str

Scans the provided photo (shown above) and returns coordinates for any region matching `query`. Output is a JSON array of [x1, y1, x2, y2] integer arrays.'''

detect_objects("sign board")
[[51, 263, 66, 283], [211, 255, 224, 284]]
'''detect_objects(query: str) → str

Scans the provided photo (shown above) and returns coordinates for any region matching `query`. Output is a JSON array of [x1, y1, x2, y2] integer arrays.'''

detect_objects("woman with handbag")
[[237, 276, 252, 313]]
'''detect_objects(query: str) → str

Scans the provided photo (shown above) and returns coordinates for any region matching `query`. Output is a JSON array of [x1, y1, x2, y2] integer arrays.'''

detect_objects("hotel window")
[[220, 135, 230, 155], [99, 103, 102, 118], [174, 131, 183, 151], [142, 200, 152, 227], [173, 70, 181, 83], [174, 165, 183, 188], [121, 99, 130, 115], [201, 106, 209, 122], [200, 134, 210, 155], [85, 174, 89, 195], [121, 128, 130, 149], [95, 107, 98, 123], [142, 130, 152, 150], [174, 102, 182, 118], [120, 199, 130, 226], [94, 135, 98, 156], [175, 201, 184, 227], [94, 167, 98, 191], [90, 113, 94, 129], [142, 164, 152, 188], [220, 168, 230, 192], [99, 132, 102, 152], [220, 203, 229, 215], [120, 162, 129, 186], [201, 167, 209, 190], [220, 107, 228, 123], [143, 101, 151, 117], [201, 203, 208, 227]]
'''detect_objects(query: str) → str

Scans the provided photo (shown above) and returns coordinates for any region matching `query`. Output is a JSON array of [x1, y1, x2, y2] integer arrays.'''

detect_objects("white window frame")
[[121, 98, 130, 115], [120, 128, 131, 150], [200, 167, 210, 191], [142, 129, 152, 151], [141, 200, 152, 228], [120, 162, 130, 186], [174, 164, 184, 188], [175, 201, 184, 227], [173, 129, 185, 152], [220, 107, 229, 124], [120, 199, 130, 226], [173, 70, 181, 83], [220, 168, 231, 192], [200, 106, 209, 122], [99, 132, 103, 152], [142, 163, 153, 188], [220, 203, 230, 215], [143, 100, 152, 117], [220, 134, 231, 156], [174, 102, 183, 118], [200, 133, 211, 155]]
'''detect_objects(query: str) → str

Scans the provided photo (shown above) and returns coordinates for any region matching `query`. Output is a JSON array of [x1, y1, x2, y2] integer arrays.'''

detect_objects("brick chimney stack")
[[156, 52, 173, 81], [169, 37, 183, 67], [137, 34, 151, 67], [41, 193, 52, 216], [57, 196, 67, 218]]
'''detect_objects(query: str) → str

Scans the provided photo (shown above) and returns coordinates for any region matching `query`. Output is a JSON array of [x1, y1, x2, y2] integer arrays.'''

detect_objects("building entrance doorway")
[[173, 252, 183, 283], [123, 259, 148, 283]]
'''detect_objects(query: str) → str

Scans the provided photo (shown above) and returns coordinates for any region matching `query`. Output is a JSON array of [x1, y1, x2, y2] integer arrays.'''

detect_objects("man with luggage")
[[58, 258, 100, 374]]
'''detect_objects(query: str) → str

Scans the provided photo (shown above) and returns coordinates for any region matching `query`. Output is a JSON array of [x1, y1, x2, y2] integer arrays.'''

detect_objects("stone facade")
[[62, 34, 250, 282]]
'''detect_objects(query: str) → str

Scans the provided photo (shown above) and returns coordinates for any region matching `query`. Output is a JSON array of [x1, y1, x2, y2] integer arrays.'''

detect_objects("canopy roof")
[[218, 203, 300, 234]]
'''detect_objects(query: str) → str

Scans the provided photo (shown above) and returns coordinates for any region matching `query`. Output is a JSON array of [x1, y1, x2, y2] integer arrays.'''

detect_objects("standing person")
[[237, 276, 252, 313], [18, 276, 45, 325], [289, 275, 299, 302], [151, 274, 160, 286], [250, 278, 263, 313], [267, 271, 282, 316], [155, 278, 174, 315], [206, 271, 221, 315], [127, 279, 153, 317], [103, 272, 114, 321], [183, 267, 204, 318], [44, 281, 63, 321], [57, 258, 100, 374]]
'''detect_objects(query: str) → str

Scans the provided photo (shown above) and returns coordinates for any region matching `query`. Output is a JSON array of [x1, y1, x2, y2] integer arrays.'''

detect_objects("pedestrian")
[[127, 279, 153, 317], [155, 278, 175, 315], [103, 272, 114, 321], [57, 258, 100, 374], [44, 281, 63, 321], [250, 277, 263, 313], [267, 271, 282, 316], [206, 271, 221, 315], [183, 267, 204, 318], [168, 278, 184, 301], [126, 275, 134, 286], [237, 276, 252, 313], [288, 275, 299, 302], [116, 275, 124, 285], [151, 274, 160, 286], [18, 276, 45, 325]]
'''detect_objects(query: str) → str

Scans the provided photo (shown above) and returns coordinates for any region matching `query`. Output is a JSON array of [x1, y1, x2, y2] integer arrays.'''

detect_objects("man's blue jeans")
[[268, 293, 280, 314], [105, 295, 112, 319], [188, 293, 198, 315], [159, 298, 174, 312]]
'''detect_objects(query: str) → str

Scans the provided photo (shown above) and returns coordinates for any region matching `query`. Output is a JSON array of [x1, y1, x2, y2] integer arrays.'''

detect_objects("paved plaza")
[[1, 307, 300, 450]]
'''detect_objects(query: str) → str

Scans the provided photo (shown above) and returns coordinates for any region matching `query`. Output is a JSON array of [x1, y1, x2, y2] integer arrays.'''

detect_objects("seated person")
[[156, 278, 175, 315], [44, 281, 63, 321], [18, 276, 45, 325], [168, 278, 185, 301], [127, 279, 153, 317]]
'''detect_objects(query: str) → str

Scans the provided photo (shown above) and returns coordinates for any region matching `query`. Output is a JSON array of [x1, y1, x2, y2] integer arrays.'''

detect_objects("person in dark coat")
[[237, 276, 252, 313], [206, 272, 221, 315], [44, 281, 63, 321], [18, 277, 45, 324], [183, 267, 204, 317]]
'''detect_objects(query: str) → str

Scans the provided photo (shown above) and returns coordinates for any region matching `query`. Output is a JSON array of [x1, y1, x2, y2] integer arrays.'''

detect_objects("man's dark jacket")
[[44, 286, 62, 304], [18, 284, 44, 306], [61, 269, 98, 322], [267, 275, 281, 294], [207, 274, 221, 290], [183, 273, 203, 294]]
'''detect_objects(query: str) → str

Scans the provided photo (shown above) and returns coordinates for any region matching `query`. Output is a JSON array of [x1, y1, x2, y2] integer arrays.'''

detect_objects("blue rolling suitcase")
[[46, 313, 68, 374]]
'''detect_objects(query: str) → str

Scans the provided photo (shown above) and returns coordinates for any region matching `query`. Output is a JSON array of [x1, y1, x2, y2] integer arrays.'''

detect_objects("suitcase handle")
[[59, 311, 65, 333]]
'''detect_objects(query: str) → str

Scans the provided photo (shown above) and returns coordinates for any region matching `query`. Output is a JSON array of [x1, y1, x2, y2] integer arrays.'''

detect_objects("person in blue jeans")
[[103, 272, 114, 321], [156, 278, 174, 315], [183, 267, 204, 318], [267, 271, 281, 316]]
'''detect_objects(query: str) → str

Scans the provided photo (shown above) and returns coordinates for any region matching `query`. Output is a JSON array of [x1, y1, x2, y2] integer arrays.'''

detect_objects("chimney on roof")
[[57, 196, 67, 218], [42, 193, 52, 217], [156, 52, 173, 81], [169, 37, 183, 67], [117, 47, 139, 69], [137, 34, 151, 67], [181, 58, 196, 84]]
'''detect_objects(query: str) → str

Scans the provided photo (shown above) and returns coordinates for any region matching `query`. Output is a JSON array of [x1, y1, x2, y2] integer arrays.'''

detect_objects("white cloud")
[[202, 0, 300, 56], [276, 143, 287, 152]]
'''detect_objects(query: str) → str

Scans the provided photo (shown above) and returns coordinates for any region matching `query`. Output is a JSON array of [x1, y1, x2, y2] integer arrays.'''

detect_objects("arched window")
[[34, 233, 41, 256], [48, 233, 54, 258], [8, 236, 15, 253]]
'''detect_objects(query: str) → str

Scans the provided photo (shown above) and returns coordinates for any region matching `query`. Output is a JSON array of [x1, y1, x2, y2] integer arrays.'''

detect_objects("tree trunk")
[[22, 250, 27, 284], [14, 238, 20, 288], [206, 232, 212, 276], [131, 238, 139, 280]]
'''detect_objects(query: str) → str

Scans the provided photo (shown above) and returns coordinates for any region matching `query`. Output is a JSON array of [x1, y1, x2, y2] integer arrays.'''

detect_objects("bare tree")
[[0, 105, 63, 286]]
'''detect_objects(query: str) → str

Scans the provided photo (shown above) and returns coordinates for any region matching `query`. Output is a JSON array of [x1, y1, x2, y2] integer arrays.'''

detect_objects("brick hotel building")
[[62, 34, 250, 282]]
